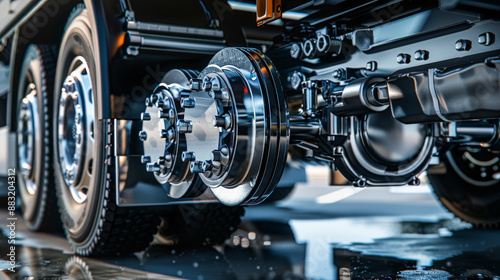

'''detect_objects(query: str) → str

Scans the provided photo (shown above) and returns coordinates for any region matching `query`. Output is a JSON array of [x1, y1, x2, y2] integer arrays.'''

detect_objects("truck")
[[0, 0, 499, 256]]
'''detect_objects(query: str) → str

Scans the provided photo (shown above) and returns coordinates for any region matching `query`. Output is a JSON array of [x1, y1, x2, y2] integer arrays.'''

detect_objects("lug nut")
[[210, 77, 221, 91], [159, 108, 175, 119], [396, 53, 411, 64], [478, 32, 494, 46], [182, 151, 196, 162], [64, 82, 75, 93], [161, 128, 175, 140], [138, 130, 147, 141], [212, 150, 222, 161], [157, 156, 166, 165], [151, 94, 159, 103], [202, 80, 212, 92], [177, 119, 193, 133], [212, 114, 231, 130], [210, 88, 230, 102], [141, 156, 151, 163], [414, 50, 429, 61], [145, 97, 152, 107], [180, 97, 196, 108], [202, 160, 213, 172], [455, 39, 471, 51], [146, 163, 161, 172], [141, 112, 151, 121], [156, 99, 171, 109], [212, 147, 229, 165], [72, 92, 79, 103], [190, 79, 202, 91], [190, 161, 204, 173]]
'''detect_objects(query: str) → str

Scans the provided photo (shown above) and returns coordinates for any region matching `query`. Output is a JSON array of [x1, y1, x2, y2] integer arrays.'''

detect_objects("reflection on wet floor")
[[1, 182, 500, 279]]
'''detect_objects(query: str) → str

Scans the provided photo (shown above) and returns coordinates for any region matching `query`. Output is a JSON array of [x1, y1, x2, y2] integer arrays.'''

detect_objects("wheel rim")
[[447, 147, 500, 187], [17, 83, 39, 195], [57, 56, 94, 204]]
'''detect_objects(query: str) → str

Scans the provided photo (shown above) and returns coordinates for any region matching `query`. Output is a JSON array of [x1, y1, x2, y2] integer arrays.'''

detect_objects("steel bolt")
[[289, 71, 305, 90], [332, 69, 343, 79], [141, 156, 151, 163], [290, 43, 303, 59], [138, 130, 147, 141], [157, 156, 166, 165], [65, 81, 75, 93], [414, 50, 429, 61], [190, 161, 204, 173], [212, 114, 231, 130], [151, 94, 159, 103], [180, 97, 196, 108], [161, 128, 175, 140], [455, 39, 471, 51], [202, 80, 212, 92], [409, 176, 420, 186], [212, 147, 229, 165], [478, 32, 494, 46], [141, 112, 151, 121], [156, 99, 171, 109], [146, 163, 161, 172], [182, 151, 196, 162], [212, 150, 222, 161], [177, 119, 193, 133], [396, 53, 411, 64], [210, 77, 221, 91], [158, 108, 175, 119], [190, 79, 202, 91], [202, 160, 213, 172], [365, 61, 377, 71], [210, 88, 230, 102]]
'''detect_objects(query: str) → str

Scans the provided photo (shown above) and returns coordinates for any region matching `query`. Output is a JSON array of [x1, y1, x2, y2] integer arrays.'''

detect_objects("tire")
[[16, 44, 61, 232], [263, 186, 294, 203], [428, 147, 500, 228], [53, 5, 159, 256], [157, 204, 245, 246]]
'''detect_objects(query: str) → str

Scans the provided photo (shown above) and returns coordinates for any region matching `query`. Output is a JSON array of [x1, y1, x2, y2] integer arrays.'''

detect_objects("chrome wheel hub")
[[17, 84, 39, 195], [57, 57, 94, 204], [139, 48, 289, 205]]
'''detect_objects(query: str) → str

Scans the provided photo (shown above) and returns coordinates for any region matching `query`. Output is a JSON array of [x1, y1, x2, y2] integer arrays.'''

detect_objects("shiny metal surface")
[[17, 85, 39, 195], [334, 110, 434, 186], [362, 110, 426, 164], [138, 48, 289, 206], [194, 48, 289, 205], [140, 75, 202, 199], [56, 57, 94, 204]]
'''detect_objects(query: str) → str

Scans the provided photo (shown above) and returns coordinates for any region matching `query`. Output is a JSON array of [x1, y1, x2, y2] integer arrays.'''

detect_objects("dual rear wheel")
[[16, 5, 243, 256]]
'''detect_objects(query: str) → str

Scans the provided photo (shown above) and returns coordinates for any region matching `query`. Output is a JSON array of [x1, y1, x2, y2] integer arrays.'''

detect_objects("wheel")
[[428, 147, 500, 228], [16, 44, 61, 232], [157, 204, 245, 246], [53, 5, 159, 256], [262, 186, 294, 203]]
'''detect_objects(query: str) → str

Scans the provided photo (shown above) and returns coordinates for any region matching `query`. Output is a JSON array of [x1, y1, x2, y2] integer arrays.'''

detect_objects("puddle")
[[0, 204, 499, 279]]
